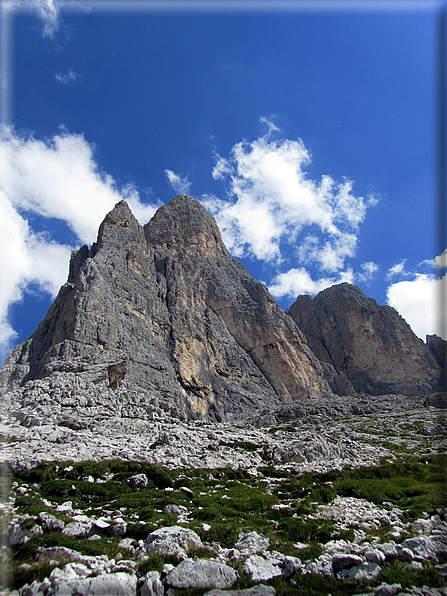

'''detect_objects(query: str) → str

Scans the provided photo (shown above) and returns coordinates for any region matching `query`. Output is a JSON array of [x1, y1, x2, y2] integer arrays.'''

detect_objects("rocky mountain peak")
[[288, 282, 442, 396], [144, 195, 225, 259], [0, 197, 336, 422]]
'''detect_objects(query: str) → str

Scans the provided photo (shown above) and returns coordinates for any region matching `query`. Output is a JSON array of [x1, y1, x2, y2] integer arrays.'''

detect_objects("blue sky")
[[1, 0, 446, 363]]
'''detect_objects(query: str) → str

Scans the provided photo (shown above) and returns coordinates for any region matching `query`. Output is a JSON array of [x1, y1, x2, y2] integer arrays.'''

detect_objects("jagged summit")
[[0, 196, 334, 422], [144, 195, 226, 259], [288, 282, 442, 396], [1, 196, 442, 424]]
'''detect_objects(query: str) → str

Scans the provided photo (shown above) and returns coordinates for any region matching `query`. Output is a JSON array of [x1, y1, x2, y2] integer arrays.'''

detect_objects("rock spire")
[[288, 283, 442, 396], [0, 196, 332, 422]]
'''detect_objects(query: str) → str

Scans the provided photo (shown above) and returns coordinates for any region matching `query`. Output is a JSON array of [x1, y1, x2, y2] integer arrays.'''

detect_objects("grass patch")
[[5, 454, 447, 592]]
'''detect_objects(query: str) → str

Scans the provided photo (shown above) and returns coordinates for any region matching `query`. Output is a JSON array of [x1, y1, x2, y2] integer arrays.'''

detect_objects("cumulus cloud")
[[202, 122, 377, 271], [268, 267, 353, 300], [386, 259, 407, 280], [165, 169, 192, 195], [5, 0, 61, 37], [55, 69, 77, 85], [387, 272, 447, 340], [0, 126, 160, 359], [420, 249, 447, 270], [356, 261, 379, 283]]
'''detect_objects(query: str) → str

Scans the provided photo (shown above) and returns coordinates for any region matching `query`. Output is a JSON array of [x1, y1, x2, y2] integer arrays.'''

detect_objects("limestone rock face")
[[0, 195, 331, 422], [427, 334, 447, 370], [288, 283, 442, 396]]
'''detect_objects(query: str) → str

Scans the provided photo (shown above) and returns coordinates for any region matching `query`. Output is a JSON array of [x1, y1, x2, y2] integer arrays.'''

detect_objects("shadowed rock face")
[[0, 195, 332, 422], [288, 283, 442, 396]]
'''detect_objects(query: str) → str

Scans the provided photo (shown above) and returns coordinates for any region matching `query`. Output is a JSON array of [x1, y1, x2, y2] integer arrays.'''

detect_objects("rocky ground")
[[0, 391, 446, 596]]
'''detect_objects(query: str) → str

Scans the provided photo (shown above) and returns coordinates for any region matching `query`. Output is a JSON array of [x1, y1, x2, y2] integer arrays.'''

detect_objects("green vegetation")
[[3, 453, 446, 593]]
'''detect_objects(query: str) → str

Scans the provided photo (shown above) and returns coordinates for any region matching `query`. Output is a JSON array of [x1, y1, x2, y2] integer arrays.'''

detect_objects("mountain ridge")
[[0, 195, 443, 424]]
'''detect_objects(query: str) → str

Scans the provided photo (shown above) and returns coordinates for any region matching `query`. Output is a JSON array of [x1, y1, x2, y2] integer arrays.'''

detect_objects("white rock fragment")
[[234, 531, 269, 555], [243, 555, 282, 582], [140, 570, 164, 596], [145, 525, 203, 556], [165, 559, 237, 590]]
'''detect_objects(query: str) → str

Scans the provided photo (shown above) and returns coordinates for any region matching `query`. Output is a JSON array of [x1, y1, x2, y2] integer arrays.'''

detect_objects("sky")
[[0, 0, 446, 364]]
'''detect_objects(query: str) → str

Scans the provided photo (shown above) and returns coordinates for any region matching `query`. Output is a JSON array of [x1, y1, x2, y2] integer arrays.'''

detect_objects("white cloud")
[[356, 260, 379, 282], [5, 0, 61, 37], [202, 121, 376, 271], [420, 249, 447, 270], [386, 259, 407, 280], [0, 126, 160, 360], [55, 70, 77, 85], [387, 272, 447, 340], [268, 267, 353, 300], [164, 169, 192, 195]]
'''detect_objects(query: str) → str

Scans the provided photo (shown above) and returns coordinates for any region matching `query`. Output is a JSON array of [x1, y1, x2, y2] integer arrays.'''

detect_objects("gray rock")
[[281, 556, 302, 577], [243, 555, 282, 582], [331, 553, 364, 574], [377, 542, 399, 560], [62, 521, 92, 538], [127, 474, 148, 489], [165, 559, 237, 589], [38, 511, 65, 531], [234, 531, 269, 555], [374, 584, 403, 596], [48, 571, 137, 595], [204, 587, 276, 596], [426, 335, 447, 369], [9, 522, 42, 546], [112, 520, 127, 536], [337, 561, 381, 581], [397, 546, 414, 562], [145, 526, 203, 556], [364, 548, 386, 564], [18, 580, 42, 595], [400, 535, 447, 563], [140, 571, 164, 596]]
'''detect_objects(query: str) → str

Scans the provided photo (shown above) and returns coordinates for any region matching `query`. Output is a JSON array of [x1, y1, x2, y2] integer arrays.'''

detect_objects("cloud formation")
[[55, 70, 77, 85], [386, 259, 407, 280], [0, 126, 160, 360], [202, 124, 377, 271], [165, 169, 192, 195], [5, 0, 60, 37], [268, 267, 353, 300], [387, 272, 447, 341]]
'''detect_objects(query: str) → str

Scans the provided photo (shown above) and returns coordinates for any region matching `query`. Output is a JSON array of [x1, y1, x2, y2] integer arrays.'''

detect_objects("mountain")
[[288, 283, 442, 396], [0, 196, 333, 422]]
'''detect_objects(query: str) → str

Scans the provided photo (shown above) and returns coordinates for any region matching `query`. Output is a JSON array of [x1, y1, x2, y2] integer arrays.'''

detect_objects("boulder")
[[374, 584, 403, 596], [38, 511, 65, 531], [48, 571, 137, 595], [127, 474, 148, 489], [399, 535, 447, 564], [9, 522, 42, 546], [376, 542, 399, 560], [140, 571, 164, 596], [281, 556, 302, 577], [331, 553, 364, 574], [364, 548, 386, 564], [62, 521, 92, 538], [164, 559, 237, 590], [337, 561, 381, 581], [145, 526, 203, 556], [204, 587, 276, 596], [243, 555, 282, 582], [234, 532, 269, 555]]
